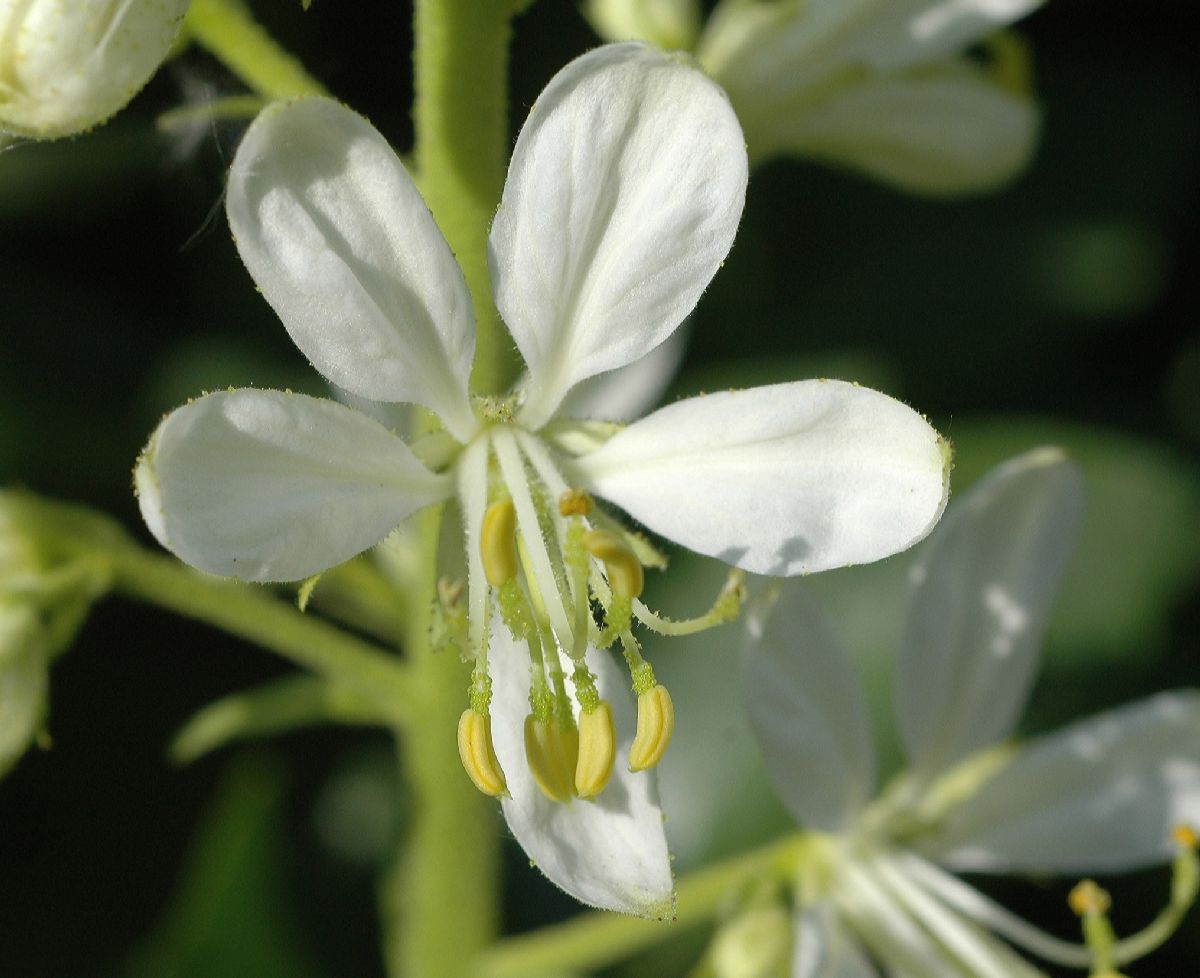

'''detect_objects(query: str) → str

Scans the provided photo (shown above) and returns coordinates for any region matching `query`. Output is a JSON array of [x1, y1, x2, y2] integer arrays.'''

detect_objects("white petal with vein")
[[136, 389, 449, 581]]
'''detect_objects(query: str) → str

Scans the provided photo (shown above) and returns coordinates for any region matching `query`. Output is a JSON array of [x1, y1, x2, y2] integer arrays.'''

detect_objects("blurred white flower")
[[742, 448, 1200, 975], [135, 43, 949, 915], [0, 0, 190, 139], [589, 0, 1044, 195]]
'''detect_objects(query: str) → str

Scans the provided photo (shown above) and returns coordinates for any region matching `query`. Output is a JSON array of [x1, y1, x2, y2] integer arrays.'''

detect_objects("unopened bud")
[[575, 700, 616, 798], [0, 0, 190, 139], [457, 708, 508, 797], [710, 903, 792, 978], [524, 715, 580, 803], [1, 606, 49, 778], [629, 683, 674, 772]]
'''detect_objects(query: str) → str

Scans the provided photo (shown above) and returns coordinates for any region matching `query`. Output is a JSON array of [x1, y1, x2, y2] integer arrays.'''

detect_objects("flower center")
[[447, 419, 745, 803]]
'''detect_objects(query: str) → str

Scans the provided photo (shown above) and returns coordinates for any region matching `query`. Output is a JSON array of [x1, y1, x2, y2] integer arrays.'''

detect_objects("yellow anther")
[[582, 528, 644, 599], [575, 701, 616, 798], [629, 684, 674, 772], [1172, 824, 1199, 850], [524, 715, 580, 803], [481, 499, 519, 587], [1068, 880, 1112, 918], [558, 488, 594, 517], [457, 708, 508, 797]]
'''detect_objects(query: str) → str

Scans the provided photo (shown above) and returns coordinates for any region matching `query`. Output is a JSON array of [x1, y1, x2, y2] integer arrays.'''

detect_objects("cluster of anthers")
[[446, 405, 745, 804]]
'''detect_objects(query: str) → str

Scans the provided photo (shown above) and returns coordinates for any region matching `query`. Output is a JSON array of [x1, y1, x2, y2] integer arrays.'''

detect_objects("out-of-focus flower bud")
[[0, 0, 190, 139], [0, 604, 48, 777]]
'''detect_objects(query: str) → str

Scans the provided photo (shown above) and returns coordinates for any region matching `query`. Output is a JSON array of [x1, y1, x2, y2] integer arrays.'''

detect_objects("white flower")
[[741, 447, 1200, 975], [0, 0, 190, 139], [590, 0, 1045, 196], [134, 43, 949, 915]]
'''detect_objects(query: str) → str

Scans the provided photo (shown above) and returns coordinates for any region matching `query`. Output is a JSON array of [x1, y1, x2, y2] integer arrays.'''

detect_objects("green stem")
[[108, 546, 414, 719], [379, 4, 529, 974], [474, 834, 811, 978], [186, 0, 329, 100], [412, 0, 525, 395], [171, 673, 396, 764], [381, 507, 501, 978]]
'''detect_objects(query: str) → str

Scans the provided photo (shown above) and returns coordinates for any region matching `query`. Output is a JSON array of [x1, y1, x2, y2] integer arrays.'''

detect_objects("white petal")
[[793, 902, 880, 978], [136, 390, 450, 582], [226, 97, 477, 440], [490, 625, 674, 918], [742, 64, 1040, 197], [701, 0, 1042, 95], [491, 43, 746, 429], [576, 380, 950, 575], [557, 322, 688, 423], [896, 448, 1084, 783], [927, 691, 1200, 874], [838, 0, 1046, 71], [742, 585, 875, 832]]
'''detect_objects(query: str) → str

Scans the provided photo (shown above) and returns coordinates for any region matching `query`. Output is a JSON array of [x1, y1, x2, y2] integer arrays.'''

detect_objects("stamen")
[[633, 569, 746, 636], [868, 854, 1013, 978], [629, 683, 674, 772], [558, 488, 594, 517], [575, 700, 616, 799], [1068, 880, 1112, 918], [894, 852, 1093, 968], [492, 428, 574, 650], [1069, 880, 1120, 976], [481, 499, 519, 586], [455, 436, 491, 659], [524, 714, 580, 802], [562, 521, 591, 662], [1172, 824, 1198, 851], [457, 707, 508, 798], [583, 528, 644, 599]]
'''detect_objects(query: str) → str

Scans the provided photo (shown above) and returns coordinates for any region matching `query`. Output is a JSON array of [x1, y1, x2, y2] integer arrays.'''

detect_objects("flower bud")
[[710, 902, 792, 978], [575, 700, 616, 798], [0, 0, 190, 139], [1, 604, 49, 778]]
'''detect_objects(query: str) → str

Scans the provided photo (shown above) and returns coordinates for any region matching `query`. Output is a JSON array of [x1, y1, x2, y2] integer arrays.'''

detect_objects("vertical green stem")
[[412, 0, 524, 395], [384, 4, 525, 973], [383, 506, 500, 978]]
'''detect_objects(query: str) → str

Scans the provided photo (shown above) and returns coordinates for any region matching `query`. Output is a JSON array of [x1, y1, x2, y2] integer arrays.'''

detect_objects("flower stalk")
[[412, 0, 526, 395], [185, 0, 328, 100], [384, 2, 529, 974]]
